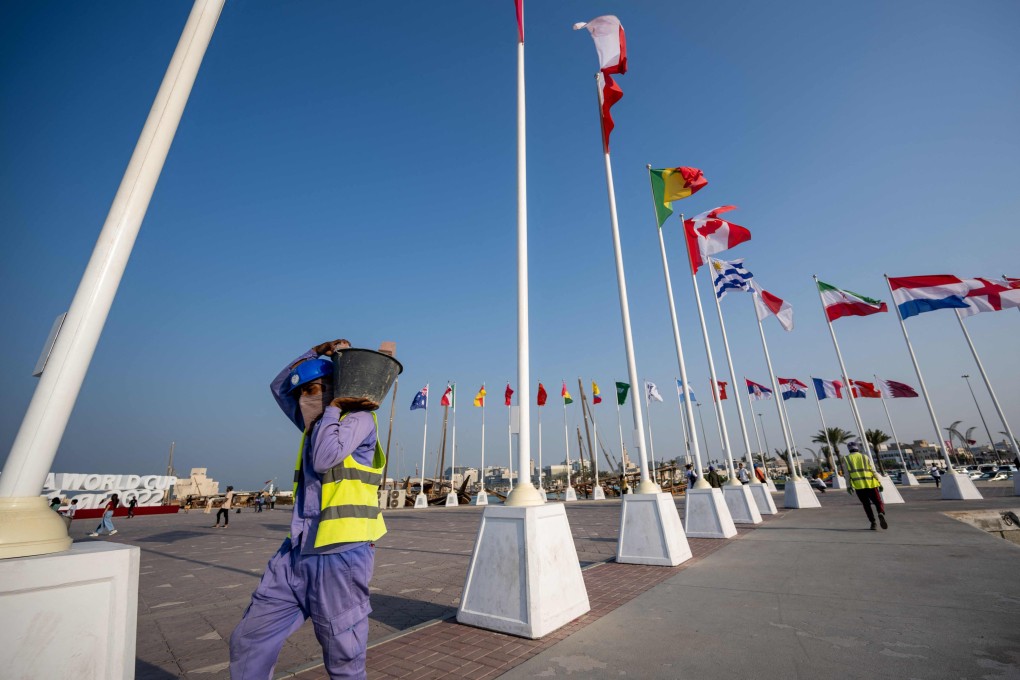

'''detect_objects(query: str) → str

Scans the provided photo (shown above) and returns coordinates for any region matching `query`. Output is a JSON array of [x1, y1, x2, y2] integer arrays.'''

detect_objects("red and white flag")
[[876, 378, 919, 399], [711, 379, 728, 401], [684, 207, 752, 273], [849, 380, 881, 399], [515, 0, 524, 43], [440, 384, 453, 407], [959, 277, 1020, 317], [505, 383, 514, 406], [752, 282, 794, 331], [574, 15, 627, 151]]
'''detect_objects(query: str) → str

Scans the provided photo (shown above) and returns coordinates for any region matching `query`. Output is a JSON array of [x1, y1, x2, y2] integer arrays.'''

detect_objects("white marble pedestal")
[[616, 492, 692, 566], [684, 488, 738, 538]]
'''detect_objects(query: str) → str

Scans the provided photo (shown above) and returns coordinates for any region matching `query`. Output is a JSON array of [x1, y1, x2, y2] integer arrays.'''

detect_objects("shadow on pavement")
[[135, 659, 181, 679], [368, 593, 456, 630]]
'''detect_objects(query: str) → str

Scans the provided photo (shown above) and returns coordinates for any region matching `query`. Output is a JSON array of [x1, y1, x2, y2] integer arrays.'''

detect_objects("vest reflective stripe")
[[845, 453, 880, 490], [314, 411, 387, 548]]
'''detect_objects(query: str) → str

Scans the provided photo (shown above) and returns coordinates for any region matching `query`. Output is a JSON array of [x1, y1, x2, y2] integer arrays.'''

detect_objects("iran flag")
[[684, 207, 752, 273], [752, 283, 793, 331]]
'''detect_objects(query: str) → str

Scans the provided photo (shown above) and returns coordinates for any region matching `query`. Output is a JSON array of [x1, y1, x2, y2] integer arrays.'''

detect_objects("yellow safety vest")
[[292, 411, 387, 548], [844, 452, 880, 490]]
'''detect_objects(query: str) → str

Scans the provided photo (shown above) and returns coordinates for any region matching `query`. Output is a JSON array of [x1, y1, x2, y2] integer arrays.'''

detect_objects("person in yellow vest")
[[843, 442, 888, 530], [230, 339, 386, 679]]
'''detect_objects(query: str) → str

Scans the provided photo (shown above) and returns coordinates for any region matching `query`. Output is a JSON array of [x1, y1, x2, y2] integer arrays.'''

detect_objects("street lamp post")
[[963, 374, 1000, 464]]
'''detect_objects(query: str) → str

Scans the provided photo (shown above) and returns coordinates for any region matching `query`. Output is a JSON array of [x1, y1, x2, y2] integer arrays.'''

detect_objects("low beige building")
[[172, 468, 220, 500]]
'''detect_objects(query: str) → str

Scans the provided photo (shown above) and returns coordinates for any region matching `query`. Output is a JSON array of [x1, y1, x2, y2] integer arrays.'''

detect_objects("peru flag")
[[684, 207, 752, 273]]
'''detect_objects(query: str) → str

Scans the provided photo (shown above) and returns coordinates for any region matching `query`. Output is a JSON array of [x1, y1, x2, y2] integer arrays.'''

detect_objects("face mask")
[[298, 379, 332, 430]]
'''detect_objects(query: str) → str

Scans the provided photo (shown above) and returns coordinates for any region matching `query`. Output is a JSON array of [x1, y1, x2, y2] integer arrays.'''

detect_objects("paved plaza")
[[70, 483, 1019, 679]]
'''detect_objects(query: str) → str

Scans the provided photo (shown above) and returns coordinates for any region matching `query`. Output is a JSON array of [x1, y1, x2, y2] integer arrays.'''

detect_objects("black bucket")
[[331, 348, 403, 410]]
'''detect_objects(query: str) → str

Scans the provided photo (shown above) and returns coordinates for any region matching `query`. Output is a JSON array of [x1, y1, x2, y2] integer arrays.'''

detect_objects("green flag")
[[648, 166, 708, 228], [615, 381, 630, 405]]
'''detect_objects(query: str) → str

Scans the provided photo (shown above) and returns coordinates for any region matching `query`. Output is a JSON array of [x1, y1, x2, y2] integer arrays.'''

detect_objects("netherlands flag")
[[888, 275, 974, 319]]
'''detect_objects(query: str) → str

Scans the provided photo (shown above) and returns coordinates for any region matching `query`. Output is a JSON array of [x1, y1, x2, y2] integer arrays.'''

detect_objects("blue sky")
[[2, 0, 1018, 490]]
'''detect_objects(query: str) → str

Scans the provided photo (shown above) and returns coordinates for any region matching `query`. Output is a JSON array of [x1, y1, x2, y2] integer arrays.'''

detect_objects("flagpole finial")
[[645, 164, 651, 169]]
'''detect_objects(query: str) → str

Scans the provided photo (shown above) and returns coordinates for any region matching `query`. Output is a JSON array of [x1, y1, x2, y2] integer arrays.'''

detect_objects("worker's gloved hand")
[[879, 485, 884, 492], [313, 339, 351, 356]]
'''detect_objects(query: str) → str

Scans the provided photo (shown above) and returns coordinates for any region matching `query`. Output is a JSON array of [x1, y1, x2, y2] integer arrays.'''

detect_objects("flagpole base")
[[564, 487, 578, 502], [783, 479, 822, 509], [413, 493, 428, 509], [0, 497, 72, 560], [684, 488, 738, 538], [830, 475, 848, 490], [900, 472, 920, 486], [538, 489, 548, 503], [877, 476, 905, 504], [445, 492, 459, 507], [505, 482, 544, 507], [457, 503, 590, 638], [636, 479, 661, 494], [616, 493, 692, 566], [749, 483, 778, 515], [722, 484, 762, 524], [592, 486, 606, 501], [765, 478, 778, 492], [941, 472, 984, 500], [474, 492, 489, 506]]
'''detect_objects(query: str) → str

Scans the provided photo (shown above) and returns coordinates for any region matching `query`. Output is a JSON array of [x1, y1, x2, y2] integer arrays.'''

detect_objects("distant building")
[[172, 468, 220, 500], [442, 466, 479, 487]]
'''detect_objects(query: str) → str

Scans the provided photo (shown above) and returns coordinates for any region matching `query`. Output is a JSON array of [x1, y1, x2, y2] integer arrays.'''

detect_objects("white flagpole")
[[676, 379, 692, 465], [450, 383, 457, 490], [882, 276, 959, 471], [779, 395, 803, 476], [0, 0, 226, 557], [615, 389, 626, 473], [874, 374, 910, 472], [644, 385, 657, 483], [810, 379, 838, 474], [752, 294, 799, 478], [746, 385, 766, 459], [690, 256, 738, 481], [646, 190, 707, 487], [595, 74, 655, 493], [708, 262, 760, 486], [507, 384, 514, 492], [420, 385, 430, 497], [481, 385, 486, 494], [537, 390, 543, 491], [563, 388, 573, 491], [591, 402, 600, 488], [955, 311, 1020, 460]]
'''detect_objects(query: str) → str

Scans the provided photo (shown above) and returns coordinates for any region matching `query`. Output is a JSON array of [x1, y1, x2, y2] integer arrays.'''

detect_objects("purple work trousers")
[[229, 538, 374, 679]]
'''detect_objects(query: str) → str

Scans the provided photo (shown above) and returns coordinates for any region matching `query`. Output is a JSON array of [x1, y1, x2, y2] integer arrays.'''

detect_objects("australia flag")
[[410, 385, 429, 411]]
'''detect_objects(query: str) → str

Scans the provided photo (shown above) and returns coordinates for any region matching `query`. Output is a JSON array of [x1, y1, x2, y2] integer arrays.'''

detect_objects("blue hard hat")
[[285, 359, 333, 393]]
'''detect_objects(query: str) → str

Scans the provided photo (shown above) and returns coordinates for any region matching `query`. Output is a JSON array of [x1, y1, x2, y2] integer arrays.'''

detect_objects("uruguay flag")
[[888, 275, 974, 319]]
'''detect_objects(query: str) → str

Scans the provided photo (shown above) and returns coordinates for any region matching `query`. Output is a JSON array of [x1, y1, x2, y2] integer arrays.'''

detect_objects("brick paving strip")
[[283, 510, 786, 680]]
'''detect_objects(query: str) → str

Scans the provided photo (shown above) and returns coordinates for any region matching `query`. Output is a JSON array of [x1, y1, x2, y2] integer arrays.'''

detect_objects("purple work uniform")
[[229, 350, 379, 680]]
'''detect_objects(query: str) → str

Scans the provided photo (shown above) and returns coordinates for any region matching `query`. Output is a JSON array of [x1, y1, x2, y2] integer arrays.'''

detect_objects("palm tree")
[[812, 427, 853, 472], [865, 429, 891, 473]]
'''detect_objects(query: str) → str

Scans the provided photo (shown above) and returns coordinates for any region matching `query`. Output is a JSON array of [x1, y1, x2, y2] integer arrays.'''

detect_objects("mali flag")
[[562, 382, 574, 405], [592, 381, 602, 404], [473, 385, 486, 407], [649, 167, 707, 227]]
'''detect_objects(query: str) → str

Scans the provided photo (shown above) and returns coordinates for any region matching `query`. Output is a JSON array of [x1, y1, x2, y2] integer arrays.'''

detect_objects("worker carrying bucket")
[[230, 338, 401, 679]]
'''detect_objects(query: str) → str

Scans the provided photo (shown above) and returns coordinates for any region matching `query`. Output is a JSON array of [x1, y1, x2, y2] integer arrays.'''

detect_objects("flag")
[[562, 382, 574, 405], [711, 258, 755, 299], [616, 381, 630, 405], [778, 378, 807, 400], [592, 381, 602, 404], [676, 379, 697, 403], [514, 0, 524, 43], [710, 379, 729, 401], [410, 385, 428, 410], [959, 277, 1020, 317], [817, 280, 888, 321], [684, 207, 751, 273], [473, 385, 486, 407], [440, 384, 453, 407], [745, 379, 773, 400], [751, 282, 794, 331], [877, 378, 919, 399], [645, 381, 663, 403], [537, 382, 548, 406], [504, 383, 514, 406], [649, 166, 707, 227], [812, 377, 844, 400], [574, 16, 627, 151], [887, 275, 972, 319], [849, 380, 881, 399]]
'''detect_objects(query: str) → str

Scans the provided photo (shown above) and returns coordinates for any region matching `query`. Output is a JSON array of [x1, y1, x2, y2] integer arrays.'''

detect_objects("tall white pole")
[[779, 395, 803, 476], [592, 409, 600, 487], [875, 375, 910, 471], [537, 393, 543, 490], [752, 294, 799, 479], [882, 276, 957, 469], [615, 391, 626, 473], [0, 0, 226, 558], [647, 193, 707, 487], [676, 379, 692, 465], [690, 257, 738, 481], [420, 385, 430, 496], [644, 387, 657, 483], [708, 263, 760, 485], [955, 311, 1020, 459], [450, 383, 457, 489], [506, 389, 514, 492], [810, 380, 838, 473], [480, 385, 486, 492], [563, 393, 573, 490], [746, 389, 766, 467], [811, 277, 877, 469], [595, 75, 655, 493], [505, 25, 539, 506]]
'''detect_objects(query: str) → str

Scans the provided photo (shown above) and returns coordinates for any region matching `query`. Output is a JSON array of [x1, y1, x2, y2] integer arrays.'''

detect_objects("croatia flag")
[[746, 379, 773, 400], [778, 378, 807, 400], [812, 377, 844, 400], [959, 277, 1020, 317], [684, 207, 752, 273], [888, 275, 974, 319]]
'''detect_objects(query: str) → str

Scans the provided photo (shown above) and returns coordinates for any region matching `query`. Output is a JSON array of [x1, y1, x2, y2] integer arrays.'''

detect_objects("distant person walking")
[[684, 464, 697, 490], [255, 495, 264, 513], [736, 462, 750, 484], [269, 494, 276, 510], [65, 499, 78, 522], [49, 497, 62, 511], [89, 494, 120, 537], [212, 486, 234, 528], [929, 465, 942, 488], [844, 443, 887, 530], [706, 465, 723, 489], [127, 497, 138, 518]]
